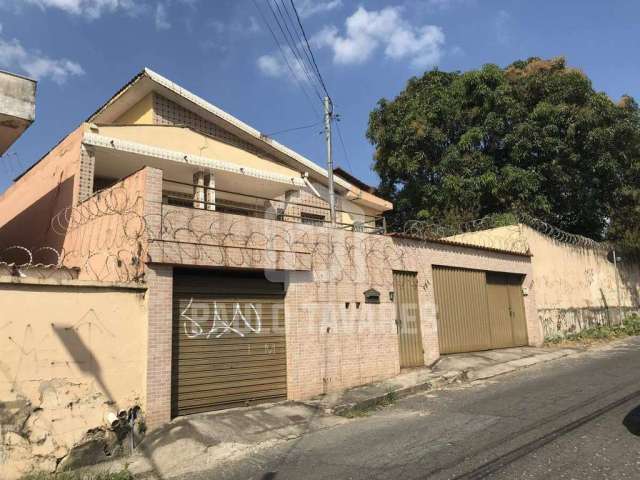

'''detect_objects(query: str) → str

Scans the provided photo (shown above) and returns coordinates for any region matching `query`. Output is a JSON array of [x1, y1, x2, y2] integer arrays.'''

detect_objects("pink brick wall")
[[144, 264, 173, 428], [141, 174, 541, 426], [61, 167, 149, 282]]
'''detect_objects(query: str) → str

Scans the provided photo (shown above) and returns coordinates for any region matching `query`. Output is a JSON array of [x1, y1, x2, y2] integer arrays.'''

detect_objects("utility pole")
[[324, 96, 336, 227]]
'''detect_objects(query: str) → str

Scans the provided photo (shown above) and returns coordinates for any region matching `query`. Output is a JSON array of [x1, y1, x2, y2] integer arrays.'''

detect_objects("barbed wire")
[[154, 206, 409, 287], [2, 180, 610, 285], [404, 212, 608, 253]]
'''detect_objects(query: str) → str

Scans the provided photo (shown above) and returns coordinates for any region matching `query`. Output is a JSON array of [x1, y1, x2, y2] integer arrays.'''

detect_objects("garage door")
[[172, 269, 287, 416], [432, 266, 528, 354]]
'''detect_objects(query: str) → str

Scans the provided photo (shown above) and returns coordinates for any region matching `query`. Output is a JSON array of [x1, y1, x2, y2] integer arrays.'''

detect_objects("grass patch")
[[340, 391, 399, 418], [21, 470, 133, 480], [545, 314, 640, 346]]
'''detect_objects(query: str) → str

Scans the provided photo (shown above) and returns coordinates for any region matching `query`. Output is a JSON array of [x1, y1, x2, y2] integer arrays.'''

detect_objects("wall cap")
[[0, 275, 147, 290]]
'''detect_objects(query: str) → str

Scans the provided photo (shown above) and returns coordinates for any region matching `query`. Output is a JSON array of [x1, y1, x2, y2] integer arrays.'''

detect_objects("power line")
[[334, 119, 355, 174], [251, 0, 321, 118], [268, 0, 325, 101], [288, 0, 332, 100], [264, 120, 323, 137], [265, 0, 324, 102]]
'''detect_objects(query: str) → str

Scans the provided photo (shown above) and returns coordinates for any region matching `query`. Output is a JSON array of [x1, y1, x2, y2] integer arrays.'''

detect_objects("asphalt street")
[[182, 338, 640, 480]]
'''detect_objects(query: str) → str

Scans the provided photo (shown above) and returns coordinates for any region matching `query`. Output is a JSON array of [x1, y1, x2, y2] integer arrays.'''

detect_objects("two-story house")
[[0, 69, 542, 429]]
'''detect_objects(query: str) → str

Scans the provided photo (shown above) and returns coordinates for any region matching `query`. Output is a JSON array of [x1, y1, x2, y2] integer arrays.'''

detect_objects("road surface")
[[181, 338, 640, 480]]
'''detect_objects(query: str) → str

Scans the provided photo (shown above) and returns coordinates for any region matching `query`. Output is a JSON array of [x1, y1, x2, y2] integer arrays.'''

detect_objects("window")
[[301, 212, 325, 226]]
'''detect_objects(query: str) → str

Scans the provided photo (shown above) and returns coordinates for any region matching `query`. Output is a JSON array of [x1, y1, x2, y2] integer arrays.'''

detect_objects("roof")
[[87, 68, 385, 202], [333, 167, 378, 195]]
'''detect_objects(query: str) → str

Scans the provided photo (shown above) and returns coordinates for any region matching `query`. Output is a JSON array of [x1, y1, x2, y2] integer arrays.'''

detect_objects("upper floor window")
[[301, 212, 325, 226]]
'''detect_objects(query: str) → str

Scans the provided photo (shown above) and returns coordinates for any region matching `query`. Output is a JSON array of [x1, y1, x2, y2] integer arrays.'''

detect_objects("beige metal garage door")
[[394, 271, 425, 368], [433, 267, 528, 354], [172, 270, 287, 416]]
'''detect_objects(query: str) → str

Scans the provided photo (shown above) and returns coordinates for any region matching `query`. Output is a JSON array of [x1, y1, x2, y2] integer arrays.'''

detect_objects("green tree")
[[367, 57, 640, 242]]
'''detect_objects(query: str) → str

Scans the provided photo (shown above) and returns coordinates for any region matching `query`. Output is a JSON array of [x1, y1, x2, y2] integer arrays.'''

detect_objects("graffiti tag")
[[181, 299, 262, 339]]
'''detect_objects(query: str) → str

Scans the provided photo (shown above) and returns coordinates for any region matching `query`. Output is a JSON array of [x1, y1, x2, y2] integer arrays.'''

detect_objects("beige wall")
[[523, 226, 640, 336], [93, 124, 302, 179], [449, 224, 640, 336], [0, 277, 147, 478], [114, 93, 154, 125]]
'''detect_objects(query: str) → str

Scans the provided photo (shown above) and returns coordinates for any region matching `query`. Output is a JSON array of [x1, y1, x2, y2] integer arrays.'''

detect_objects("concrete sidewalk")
[[99, 345, 583, 479], [304, 345, 583, 415]]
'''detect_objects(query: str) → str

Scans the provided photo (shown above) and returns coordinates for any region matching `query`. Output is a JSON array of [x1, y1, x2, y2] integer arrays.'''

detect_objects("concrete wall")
[[60, 167, 150, 282], [0, 276, 147, 479], [0, 70, 36, 155], [523, 226, 640, 337], [0, 127, 83, 257], [450, 224, 640, 337]]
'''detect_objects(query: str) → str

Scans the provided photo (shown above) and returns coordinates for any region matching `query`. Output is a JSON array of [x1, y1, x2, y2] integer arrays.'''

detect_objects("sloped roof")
[[87, 68, 391, 212]]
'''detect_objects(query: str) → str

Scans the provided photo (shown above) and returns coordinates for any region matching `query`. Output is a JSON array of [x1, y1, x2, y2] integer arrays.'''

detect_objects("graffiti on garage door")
[[180, 298, 262, 339]]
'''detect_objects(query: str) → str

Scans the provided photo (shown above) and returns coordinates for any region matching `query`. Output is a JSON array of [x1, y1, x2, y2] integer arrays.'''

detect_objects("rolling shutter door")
[[172, 270, 287, 416]]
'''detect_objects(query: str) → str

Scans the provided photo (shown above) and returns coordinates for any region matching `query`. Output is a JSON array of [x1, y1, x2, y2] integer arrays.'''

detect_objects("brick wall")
[[142, 175, 541, 424], [144, 264, 173, 428]]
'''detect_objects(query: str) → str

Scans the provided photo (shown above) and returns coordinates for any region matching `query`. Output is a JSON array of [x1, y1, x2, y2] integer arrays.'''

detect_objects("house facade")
[[0, 69, 543, 439]]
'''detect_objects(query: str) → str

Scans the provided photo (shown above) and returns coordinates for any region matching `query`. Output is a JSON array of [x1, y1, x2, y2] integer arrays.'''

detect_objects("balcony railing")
[[161, 178, 386, 234]]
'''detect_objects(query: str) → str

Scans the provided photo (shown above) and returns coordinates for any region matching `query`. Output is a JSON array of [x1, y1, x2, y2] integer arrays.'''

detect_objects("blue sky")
[[0, 0, 639, 193]]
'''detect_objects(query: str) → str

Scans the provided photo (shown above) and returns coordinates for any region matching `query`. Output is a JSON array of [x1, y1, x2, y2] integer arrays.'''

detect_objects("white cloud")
[[0, 35, 84, 84], [313, 6, 445, 68], [257, 54, 284, 78], [155, 2, 170, 30], [297, 0, 342, 19], [257, 47, 306, 82], [21, 0, 137, 19]]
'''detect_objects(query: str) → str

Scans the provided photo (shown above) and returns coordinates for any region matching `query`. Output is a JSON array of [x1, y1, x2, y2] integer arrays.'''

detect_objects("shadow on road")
[[623, 404, 640, 436]]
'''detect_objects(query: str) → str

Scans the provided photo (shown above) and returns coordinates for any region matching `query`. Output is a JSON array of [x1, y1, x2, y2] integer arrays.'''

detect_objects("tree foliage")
[[367, 57, 640, 244]]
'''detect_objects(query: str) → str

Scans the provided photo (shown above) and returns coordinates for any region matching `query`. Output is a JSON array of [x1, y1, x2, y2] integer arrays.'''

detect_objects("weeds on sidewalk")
[[545, 314, 640, 345], [21, 470, 133, 480], [341, 391, 399, 418]]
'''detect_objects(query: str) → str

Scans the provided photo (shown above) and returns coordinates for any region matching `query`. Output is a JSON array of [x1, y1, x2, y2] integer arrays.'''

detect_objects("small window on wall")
[[301, 212, 325, 226]]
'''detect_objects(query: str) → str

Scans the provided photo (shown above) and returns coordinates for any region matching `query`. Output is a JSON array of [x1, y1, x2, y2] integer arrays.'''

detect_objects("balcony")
[[161, 178, 386, 234]]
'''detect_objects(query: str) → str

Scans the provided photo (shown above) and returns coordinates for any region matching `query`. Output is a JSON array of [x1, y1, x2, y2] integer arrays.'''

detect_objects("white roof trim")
[[143, 68, 352, 191], [83, 132, 306, 188]]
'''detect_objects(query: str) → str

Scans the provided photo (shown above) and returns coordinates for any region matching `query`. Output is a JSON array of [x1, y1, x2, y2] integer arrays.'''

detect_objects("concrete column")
[[145, 265, 173, 429], [204, 172, 215, 211], [193, 171, 205, 209], [77, 145, 95, 203]]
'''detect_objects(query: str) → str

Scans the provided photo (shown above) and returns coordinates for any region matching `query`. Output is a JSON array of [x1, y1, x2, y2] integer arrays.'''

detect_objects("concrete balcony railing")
[[160, 178, 386, 234]]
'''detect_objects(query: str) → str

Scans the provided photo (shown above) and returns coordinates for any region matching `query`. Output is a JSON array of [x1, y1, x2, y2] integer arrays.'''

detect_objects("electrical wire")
[[264, 120, 323, 137], [251, 0, 321, 118], [288, 0, 332, 100], [335, 119, 356, 174], [268, 0, 325, 101]]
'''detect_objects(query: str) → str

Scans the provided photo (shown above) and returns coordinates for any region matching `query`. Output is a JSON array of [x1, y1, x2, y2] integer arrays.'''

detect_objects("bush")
[[545, 313, 640, 343]]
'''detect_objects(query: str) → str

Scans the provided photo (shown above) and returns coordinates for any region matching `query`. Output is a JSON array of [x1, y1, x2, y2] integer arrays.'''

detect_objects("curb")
[[332, 370, 467, 416], [330, 349, 581, 416]]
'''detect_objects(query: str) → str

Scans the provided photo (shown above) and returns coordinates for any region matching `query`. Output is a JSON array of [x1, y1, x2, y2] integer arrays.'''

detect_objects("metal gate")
[[433, 267, 528, 354], [393, 271, 424, 368], [172, 270, 287, 416]]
